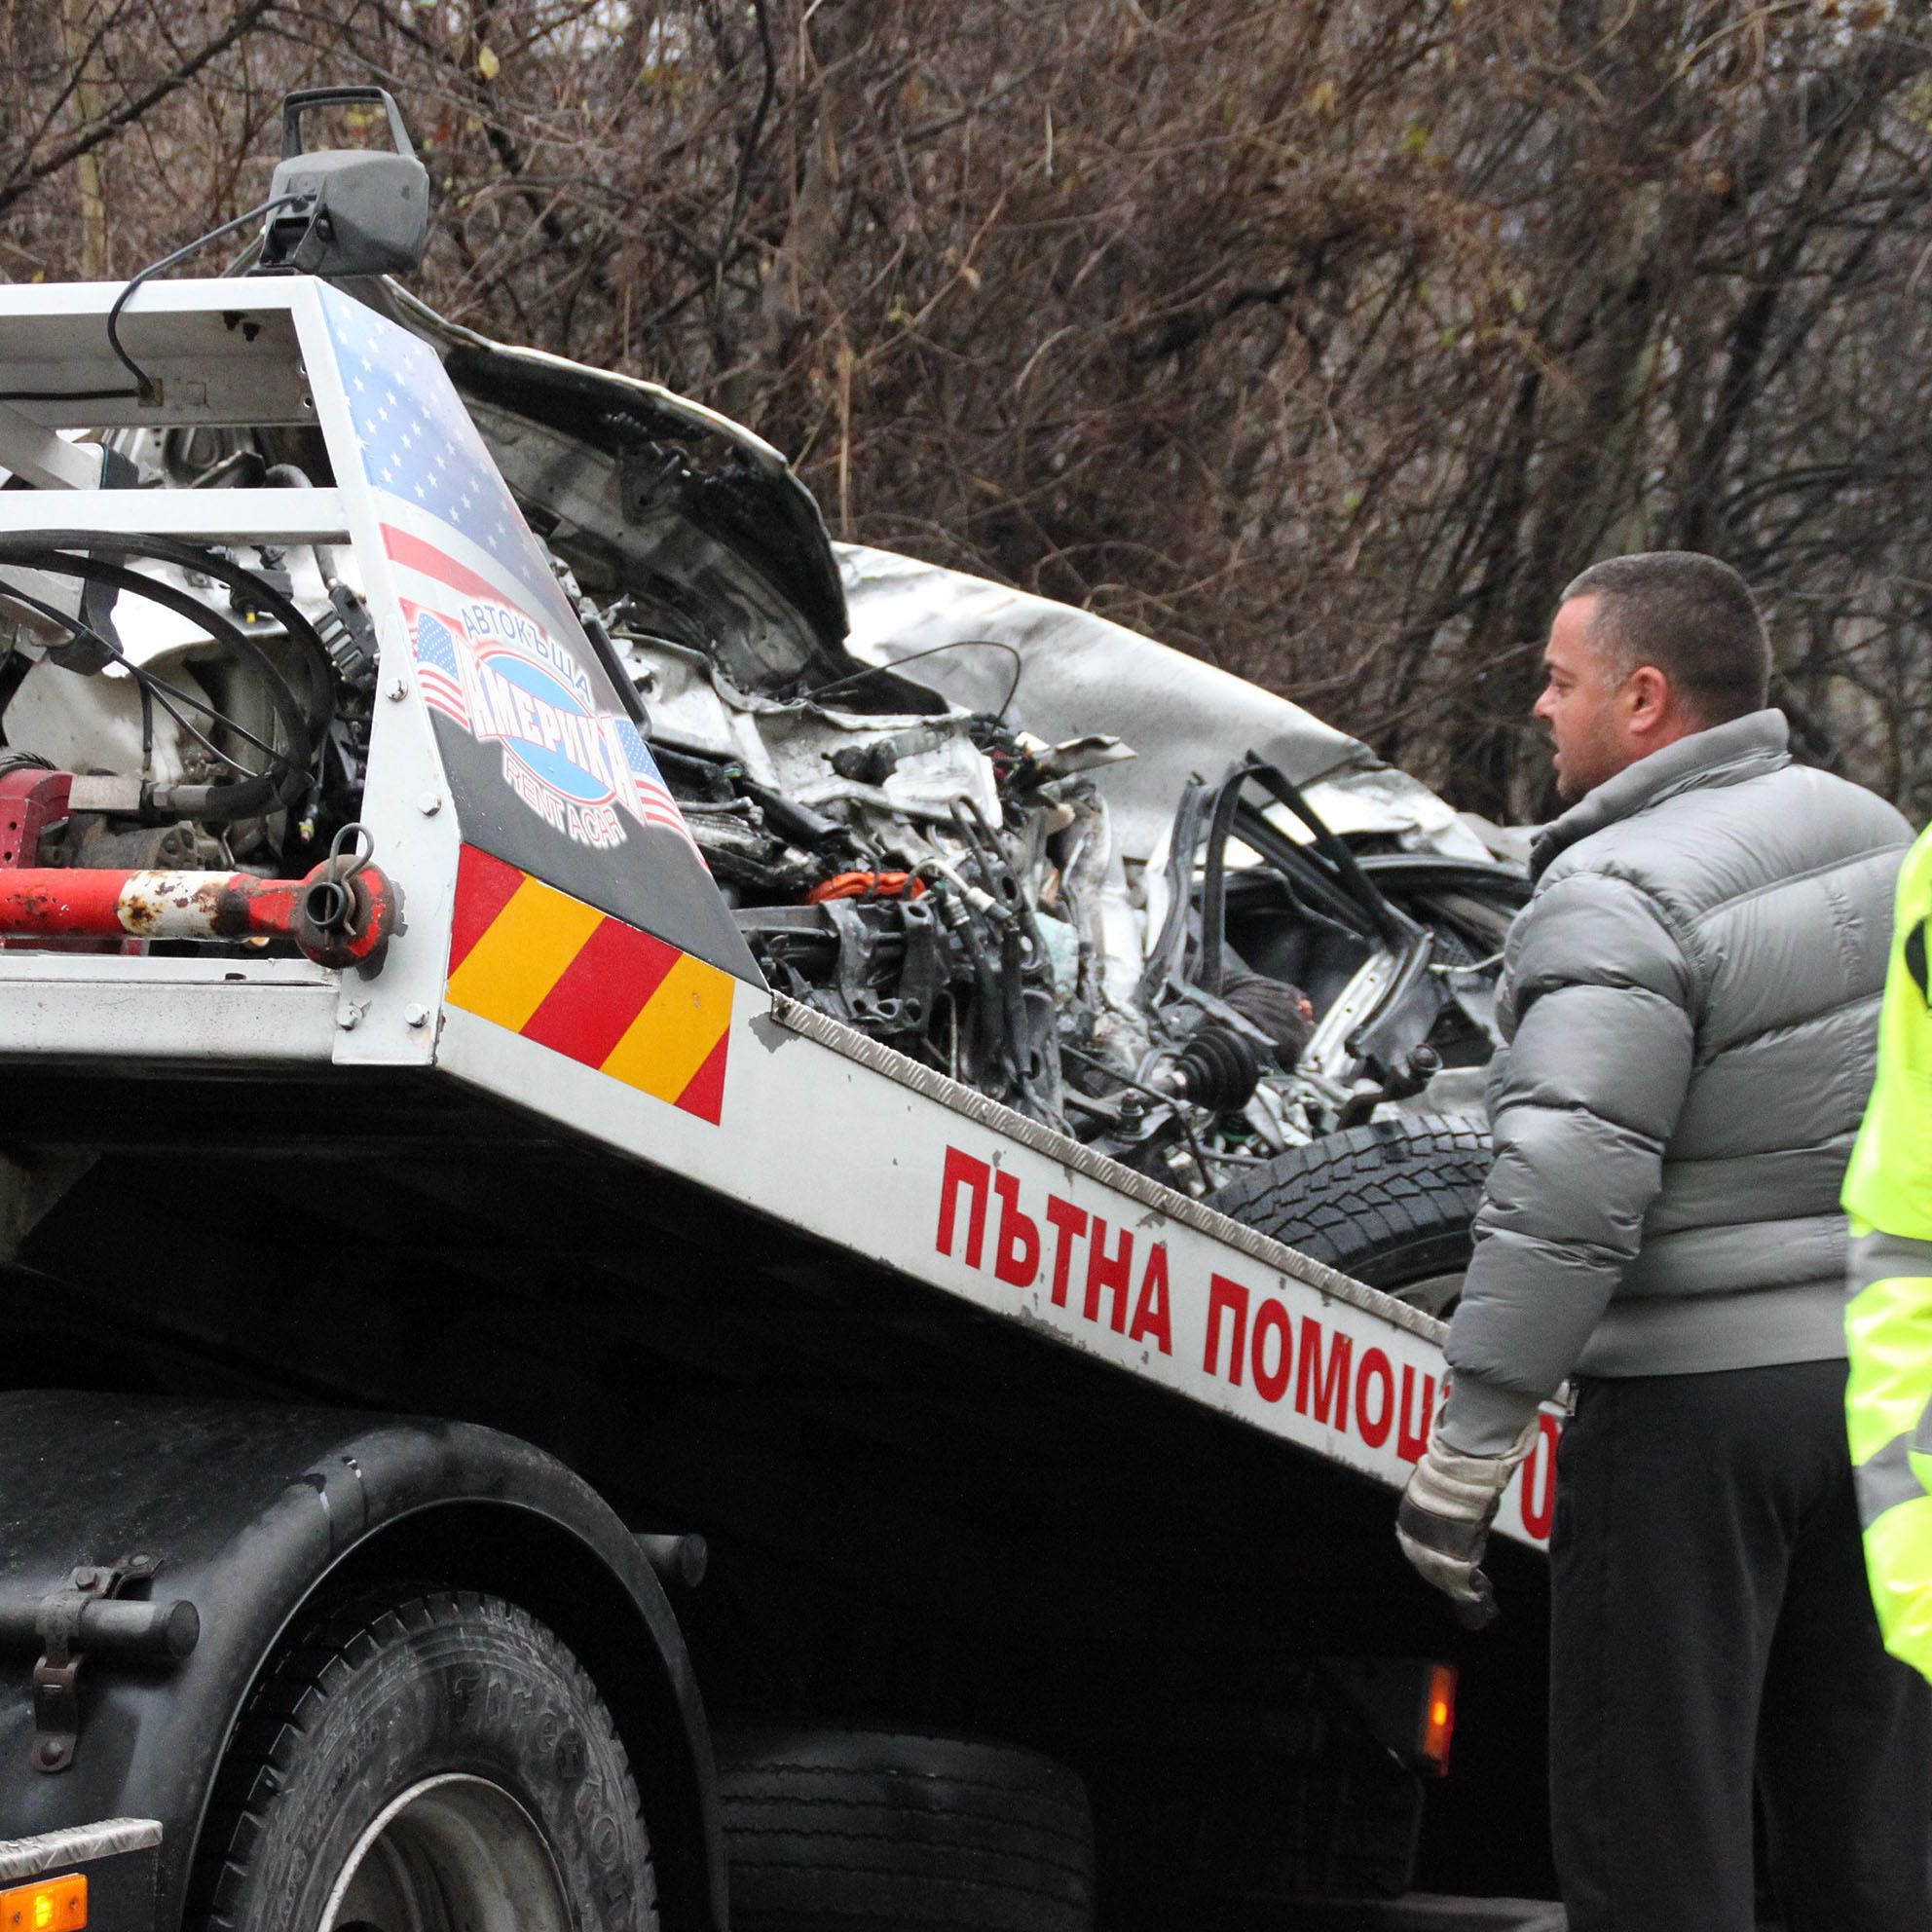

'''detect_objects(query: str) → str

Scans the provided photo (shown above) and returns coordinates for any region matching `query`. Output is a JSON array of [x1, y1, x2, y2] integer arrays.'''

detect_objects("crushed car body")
[[0, 279, 1526, 1270]]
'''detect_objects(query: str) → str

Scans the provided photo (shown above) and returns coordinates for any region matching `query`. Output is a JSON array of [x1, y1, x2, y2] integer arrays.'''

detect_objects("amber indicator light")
[[0, 1874, 86, 1932], [1421, 1662, 1458, 1775]]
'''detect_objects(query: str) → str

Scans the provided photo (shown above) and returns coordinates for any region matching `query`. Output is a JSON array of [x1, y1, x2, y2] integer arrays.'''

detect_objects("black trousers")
[[1550, 1359, 1932, 1932]]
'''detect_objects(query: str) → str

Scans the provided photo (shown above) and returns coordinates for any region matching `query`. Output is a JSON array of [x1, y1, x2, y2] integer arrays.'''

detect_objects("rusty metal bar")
[[0, 863, 398, 968]]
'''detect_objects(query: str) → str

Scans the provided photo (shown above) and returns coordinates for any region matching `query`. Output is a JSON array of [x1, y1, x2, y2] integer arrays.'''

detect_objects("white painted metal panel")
[[284, 278, 467, 1066], [436, 993, 1558, 1550], [0, 279, 315, 428], [0, 489, 348, 542], [0, 968, 339, 1062]]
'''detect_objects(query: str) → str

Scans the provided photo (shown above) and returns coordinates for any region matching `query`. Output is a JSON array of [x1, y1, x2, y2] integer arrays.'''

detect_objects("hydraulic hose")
[[1197, 762, 1254, 996], [0, 536, 332, 818], [1243, 756, 1413, 948], [1, 530, 336, 722]]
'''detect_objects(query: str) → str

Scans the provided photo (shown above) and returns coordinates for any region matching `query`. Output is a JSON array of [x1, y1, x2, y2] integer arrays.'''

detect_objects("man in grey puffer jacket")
[[1396, 552, 1931, 1929]]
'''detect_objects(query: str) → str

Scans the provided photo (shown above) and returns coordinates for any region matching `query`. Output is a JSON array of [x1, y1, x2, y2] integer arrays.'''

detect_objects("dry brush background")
[[7, 0, 1932, 820]]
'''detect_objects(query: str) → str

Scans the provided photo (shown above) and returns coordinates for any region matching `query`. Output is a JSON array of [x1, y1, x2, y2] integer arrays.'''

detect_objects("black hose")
[[1203, 758, 1421, 993], [1243, 757, 1412, 947], [1136, 776, 1214, 1008], [964, 915, 1004, 1077], [1229, 799, 1382, 940], [36, 562, 307, 813], [951, 794, 1053, 972], [0, 548, 320, 816], [0, 652, 30, 739], [0, 532, 336, 722], [0, 578, 291, 780], [999, 922, 1032, 1096], [947, 796, 1054, 1105], [101, 196, 302, 402]]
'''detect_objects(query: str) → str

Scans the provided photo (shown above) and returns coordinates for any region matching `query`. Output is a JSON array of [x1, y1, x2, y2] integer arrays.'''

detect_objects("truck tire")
[[715, 1726, 1095, 1932], [196, 1588, 656, 1932], [1210, 1113, 1491, 1317]]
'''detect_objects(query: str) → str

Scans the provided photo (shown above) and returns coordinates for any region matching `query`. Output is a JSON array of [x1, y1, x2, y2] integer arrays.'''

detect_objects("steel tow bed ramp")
[[434, 942, 1557, 1553]]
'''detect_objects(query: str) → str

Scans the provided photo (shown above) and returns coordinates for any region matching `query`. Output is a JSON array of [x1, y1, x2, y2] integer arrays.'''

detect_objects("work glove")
[[1396, 1421, 1538, 1630]]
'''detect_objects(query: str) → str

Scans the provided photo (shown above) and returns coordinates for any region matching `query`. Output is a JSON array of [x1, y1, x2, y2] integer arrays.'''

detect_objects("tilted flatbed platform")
[[0, 272, 1556, 1554]]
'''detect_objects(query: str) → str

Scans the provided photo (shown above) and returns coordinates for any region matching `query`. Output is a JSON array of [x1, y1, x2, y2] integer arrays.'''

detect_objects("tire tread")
[[1210, 1113, 1490, 1289], [195, 1588, 655, 1931]]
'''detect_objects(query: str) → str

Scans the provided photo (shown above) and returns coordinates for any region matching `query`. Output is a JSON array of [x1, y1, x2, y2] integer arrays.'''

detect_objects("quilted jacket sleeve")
[[1437, 867, 1698, 1454]]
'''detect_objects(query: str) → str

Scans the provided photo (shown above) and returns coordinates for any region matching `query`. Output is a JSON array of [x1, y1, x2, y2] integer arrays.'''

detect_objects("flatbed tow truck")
[[0, 94, 1560, 1932]]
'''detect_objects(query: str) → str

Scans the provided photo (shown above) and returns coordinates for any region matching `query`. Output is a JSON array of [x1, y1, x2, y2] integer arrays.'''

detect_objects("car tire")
[[1211, 1112, 1491, 1317], [715, 1725, 1095, 1932], [196, 1588, 656, 1932]]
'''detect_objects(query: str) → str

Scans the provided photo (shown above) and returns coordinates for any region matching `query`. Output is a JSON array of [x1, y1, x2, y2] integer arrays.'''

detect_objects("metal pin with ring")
[[303, 822, 375, 936]]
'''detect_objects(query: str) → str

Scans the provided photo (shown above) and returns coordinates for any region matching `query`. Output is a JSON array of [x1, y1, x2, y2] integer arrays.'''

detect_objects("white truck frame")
[[0, 274, 1558, 1931]]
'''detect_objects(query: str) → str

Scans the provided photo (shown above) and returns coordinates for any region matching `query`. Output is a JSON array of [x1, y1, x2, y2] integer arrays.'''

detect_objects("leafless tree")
[[6, 0, 1932, 819]]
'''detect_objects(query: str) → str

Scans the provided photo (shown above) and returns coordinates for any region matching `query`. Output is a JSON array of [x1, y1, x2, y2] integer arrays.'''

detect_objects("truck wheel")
[[1211, 1113, 1490, 1317], [715, 1726, 1095, 1932], [197, 1589, 656, 1932]]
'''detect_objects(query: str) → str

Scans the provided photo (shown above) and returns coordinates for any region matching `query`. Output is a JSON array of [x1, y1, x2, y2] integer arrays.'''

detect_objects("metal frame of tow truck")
[[0, 275, 1558, 1550]]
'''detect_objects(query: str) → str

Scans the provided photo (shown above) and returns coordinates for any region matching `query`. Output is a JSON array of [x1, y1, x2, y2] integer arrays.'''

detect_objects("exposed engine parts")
[[625, 628, 1520, 1191], [1164, 1027, 1264, 1114]]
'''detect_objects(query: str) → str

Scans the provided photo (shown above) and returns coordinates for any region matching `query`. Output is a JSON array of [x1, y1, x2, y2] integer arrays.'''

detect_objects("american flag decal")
[[320, 283, 571, 630], [613, 716, 696, 843], [410, 606, 470, 727], [315, 288, 704, 861], [312, 281, 760, 985], [393, 582, 700, 859]]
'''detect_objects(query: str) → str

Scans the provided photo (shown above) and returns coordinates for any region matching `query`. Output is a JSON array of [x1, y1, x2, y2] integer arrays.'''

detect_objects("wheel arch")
[[0, 1393, 724, 1932]]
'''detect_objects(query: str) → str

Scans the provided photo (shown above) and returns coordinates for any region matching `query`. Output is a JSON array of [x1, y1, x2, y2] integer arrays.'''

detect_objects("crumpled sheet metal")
[[836, 545, 1487, 866]]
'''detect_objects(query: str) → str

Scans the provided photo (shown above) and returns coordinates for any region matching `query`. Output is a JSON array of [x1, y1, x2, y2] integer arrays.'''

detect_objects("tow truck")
[[0, 91, 1560, 1932]]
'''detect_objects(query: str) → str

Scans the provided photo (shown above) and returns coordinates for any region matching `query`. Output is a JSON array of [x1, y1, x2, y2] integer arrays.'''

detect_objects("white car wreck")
[[0, 281, 1525, 1311]]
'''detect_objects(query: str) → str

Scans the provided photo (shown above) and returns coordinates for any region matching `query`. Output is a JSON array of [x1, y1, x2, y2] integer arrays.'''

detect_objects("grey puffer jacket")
[[1439, 710, 1912, 1456]]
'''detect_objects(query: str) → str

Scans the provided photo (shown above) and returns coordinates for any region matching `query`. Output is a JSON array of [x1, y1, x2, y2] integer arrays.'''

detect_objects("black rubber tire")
[[1210, 1112, 1491, 1308], [195, 1588, 657, 1931], [715, 1725, 1096, 1932]]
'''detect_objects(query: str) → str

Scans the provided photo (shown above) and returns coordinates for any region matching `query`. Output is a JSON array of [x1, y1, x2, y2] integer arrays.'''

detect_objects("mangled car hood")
[[836, 546, 1493, 869], [382, 279, 1492, 877], [376, 281, 856, 697]]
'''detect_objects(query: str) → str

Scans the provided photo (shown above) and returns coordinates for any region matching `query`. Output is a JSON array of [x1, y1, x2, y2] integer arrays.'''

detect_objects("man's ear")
[[1625, 663, 1671, 735]]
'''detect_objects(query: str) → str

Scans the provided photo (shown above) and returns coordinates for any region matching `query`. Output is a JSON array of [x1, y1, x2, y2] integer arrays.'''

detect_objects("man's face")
[[1533, 596, 1639, 803]]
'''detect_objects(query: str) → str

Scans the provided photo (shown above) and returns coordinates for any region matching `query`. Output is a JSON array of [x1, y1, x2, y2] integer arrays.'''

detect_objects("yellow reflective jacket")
[[1845, 824, 1932, 1681]]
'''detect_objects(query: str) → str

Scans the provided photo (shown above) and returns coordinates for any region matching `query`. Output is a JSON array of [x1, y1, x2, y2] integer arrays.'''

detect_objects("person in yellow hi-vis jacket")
[[1845, 823, 1932, 1680]]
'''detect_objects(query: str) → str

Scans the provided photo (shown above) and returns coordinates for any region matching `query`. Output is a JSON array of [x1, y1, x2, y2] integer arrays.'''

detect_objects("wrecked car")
[[0, 283, 1524, 1312]]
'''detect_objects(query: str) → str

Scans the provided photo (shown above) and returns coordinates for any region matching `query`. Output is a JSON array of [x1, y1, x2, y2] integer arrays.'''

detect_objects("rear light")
[[1420, 1661, 1458, 1775], [0, 1873, 87, 1932], [1324, 1655, 1462, 1776]]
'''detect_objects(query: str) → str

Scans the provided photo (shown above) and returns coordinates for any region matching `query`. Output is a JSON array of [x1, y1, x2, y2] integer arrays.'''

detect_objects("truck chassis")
[[0, 269, 1557, 1928]]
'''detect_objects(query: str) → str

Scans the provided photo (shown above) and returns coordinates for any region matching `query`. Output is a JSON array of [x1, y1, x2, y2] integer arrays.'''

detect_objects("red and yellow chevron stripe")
[[444, 845, 733, 1124]]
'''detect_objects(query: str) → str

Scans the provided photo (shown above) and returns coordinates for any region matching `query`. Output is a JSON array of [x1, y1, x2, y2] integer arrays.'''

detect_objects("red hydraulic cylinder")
[[0, 863, 398, 968]]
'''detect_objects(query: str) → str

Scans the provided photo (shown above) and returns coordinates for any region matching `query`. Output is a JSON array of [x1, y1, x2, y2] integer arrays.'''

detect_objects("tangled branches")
[[7, 0, 1932, 817]]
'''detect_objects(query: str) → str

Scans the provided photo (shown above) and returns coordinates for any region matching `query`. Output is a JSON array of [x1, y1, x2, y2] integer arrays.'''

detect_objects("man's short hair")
[[1561, 551, 1770, 724]]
